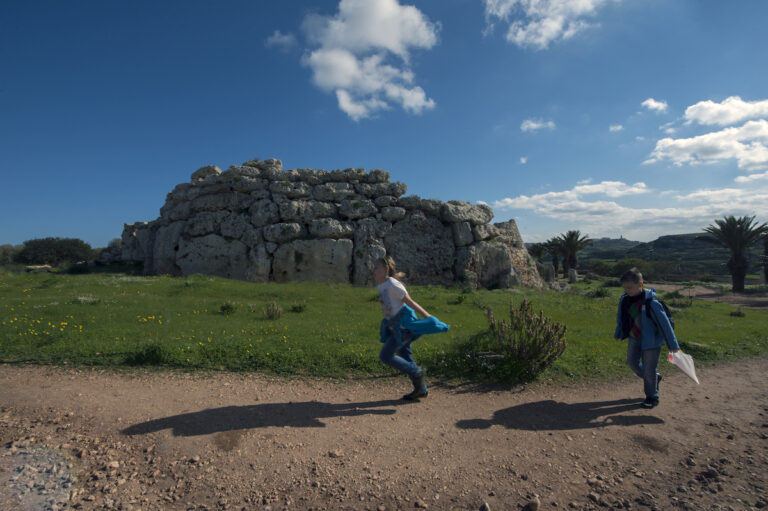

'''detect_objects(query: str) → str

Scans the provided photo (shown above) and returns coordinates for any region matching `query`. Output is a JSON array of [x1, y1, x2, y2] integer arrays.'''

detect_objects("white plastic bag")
[[668, 350, 700, 384]]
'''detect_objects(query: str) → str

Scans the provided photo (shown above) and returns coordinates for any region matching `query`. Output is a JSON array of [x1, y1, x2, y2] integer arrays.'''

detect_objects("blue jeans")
[[379, 333, 424, 386], [626, 337, 661, 401]]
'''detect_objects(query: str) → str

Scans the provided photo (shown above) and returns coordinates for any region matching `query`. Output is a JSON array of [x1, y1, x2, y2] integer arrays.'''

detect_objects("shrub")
[[220, 302, 237, 315], [263, 302, 283, 320], [127, 343, 172, 366], [484, 299, 567, 381], [290, 302, 306, 313], [730, 307, 746, 317], [588, 287, 609, 298]]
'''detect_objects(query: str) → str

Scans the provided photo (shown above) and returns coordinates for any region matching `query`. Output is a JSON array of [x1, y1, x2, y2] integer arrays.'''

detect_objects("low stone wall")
[[111, 158, 543, 289]]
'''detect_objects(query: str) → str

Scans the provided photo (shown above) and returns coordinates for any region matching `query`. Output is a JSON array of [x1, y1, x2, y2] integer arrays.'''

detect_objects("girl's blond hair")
[[375, 256, 406, 280]]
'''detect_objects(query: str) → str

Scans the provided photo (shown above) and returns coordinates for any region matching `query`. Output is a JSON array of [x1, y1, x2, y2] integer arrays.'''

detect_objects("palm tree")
[[697, 215, 768, 292], [558, 230, 593, 276], [762, 234, 768, 285], [545, 238, 562, 277], [527, 243, 547, 262]]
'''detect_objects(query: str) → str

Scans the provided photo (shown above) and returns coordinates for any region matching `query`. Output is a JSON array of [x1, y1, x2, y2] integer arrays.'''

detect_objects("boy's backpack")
[[645, 296, 675, 331]]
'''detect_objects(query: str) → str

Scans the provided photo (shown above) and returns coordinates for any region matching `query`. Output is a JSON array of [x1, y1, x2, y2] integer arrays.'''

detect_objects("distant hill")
[[530, 233, 764, 281]]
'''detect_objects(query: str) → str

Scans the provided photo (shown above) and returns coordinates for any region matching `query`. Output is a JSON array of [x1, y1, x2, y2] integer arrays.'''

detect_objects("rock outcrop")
[[110, 158, 542, 289]]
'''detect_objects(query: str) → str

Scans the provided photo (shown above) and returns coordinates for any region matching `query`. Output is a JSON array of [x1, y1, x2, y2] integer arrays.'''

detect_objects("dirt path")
[[648, 283, 768, 310], [2, 360, 767, 511]]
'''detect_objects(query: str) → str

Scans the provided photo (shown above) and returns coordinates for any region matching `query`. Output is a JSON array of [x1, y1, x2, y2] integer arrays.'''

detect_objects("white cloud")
[[301, 0, 439, 120], [520, 156, 528, 164], [492, 181, 768, 240], [483, 0, 613, 50], [521, 118, 556, 132], [641, 98, 668, 113], [684, 96, 768, 126], [265, 30, 298, 51], [735, 169, 768, 183], [660, 122, 676, 135], [609, 124, 624, 132], [645, 119, 768, 173]]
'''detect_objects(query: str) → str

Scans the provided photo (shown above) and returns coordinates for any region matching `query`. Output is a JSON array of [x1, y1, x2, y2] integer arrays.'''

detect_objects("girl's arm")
[[403, 294, 430, 318]]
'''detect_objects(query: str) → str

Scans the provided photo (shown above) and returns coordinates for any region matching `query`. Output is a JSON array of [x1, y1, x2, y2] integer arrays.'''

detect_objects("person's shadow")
[[456, 398, 664, 431], [122, 399, 405, 437]]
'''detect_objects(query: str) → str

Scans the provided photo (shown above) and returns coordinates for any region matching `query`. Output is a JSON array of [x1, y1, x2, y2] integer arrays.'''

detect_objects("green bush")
[[127, 343, 172, 366], [220, 302, 237, 315], [483, 299, 567, 381]]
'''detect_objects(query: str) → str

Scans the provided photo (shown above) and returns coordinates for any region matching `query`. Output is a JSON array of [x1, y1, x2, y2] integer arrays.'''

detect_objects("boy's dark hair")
[[619, 267, 643, 284]]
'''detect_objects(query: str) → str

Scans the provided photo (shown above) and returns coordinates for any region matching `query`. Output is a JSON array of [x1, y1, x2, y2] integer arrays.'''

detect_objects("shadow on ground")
[[456, 398, 664, 431], [122, 399, 406, 437]]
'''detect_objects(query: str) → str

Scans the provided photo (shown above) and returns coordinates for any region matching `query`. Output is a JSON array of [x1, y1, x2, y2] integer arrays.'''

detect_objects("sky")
[[2, 0, 768, 248]]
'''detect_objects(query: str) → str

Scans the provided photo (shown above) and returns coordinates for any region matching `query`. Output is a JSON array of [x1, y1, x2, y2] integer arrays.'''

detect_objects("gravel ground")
[[1, 358, 767, 511]]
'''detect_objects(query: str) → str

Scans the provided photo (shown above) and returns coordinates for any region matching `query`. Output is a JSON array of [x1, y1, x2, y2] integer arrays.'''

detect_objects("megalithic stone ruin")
[[103, 158, 543, 289]]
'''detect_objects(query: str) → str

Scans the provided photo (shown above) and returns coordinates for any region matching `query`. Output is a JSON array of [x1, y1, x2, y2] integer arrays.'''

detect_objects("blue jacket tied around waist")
[[379, 305, 450, 345]]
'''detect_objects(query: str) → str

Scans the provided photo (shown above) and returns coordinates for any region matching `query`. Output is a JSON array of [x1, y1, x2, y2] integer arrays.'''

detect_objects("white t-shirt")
[[378, 277, 408, 319]]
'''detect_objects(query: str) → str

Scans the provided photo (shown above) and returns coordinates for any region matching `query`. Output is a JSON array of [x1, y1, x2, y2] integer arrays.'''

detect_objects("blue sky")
[[2, 0, 768, 247]]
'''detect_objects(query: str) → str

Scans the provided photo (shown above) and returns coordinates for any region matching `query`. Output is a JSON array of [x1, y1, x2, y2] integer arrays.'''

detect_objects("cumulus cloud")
[[641, 98, 668, 113], [301, 0, 439, 120], [609, 124, 623, 132], [483, 0, 614, 50], [493, 181, 768, 240], [265, 30, 298, 52], [645, 119, 768, 173], [520, 156, 528, 164], [521, 118, 556, 132], [684, 96, 768, 126]]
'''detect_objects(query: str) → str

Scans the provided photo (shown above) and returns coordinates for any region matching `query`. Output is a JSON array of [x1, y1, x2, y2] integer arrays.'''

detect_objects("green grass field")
[[1, 270, 766, 383]]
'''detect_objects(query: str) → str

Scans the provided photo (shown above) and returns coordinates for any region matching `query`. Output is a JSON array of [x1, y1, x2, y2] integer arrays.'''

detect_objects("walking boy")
[[614, 268, 679, 408]]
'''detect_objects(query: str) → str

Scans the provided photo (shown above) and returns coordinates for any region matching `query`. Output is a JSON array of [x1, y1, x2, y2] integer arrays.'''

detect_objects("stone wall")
[[110, 158, 543, 289]]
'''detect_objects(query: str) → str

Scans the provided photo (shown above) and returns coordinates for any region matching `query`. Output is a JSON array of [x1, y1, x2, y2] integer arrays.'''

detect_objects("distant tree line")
[[0, 237, 103, 267], [528, 215, 768, 292]]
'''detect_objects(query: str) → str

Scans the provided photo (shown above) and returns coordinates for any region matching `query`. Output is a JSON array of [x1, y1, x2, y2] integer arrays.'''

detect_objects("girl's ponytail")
[[376, 256, 406, 280]]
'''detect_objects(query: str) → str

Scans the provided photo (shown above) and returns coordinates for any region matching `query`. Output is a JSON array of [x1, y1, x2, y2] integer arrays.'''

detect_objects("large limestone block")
[[459, 241, 514, 289], [263, 223, 306, 243], [184, 211, 229, 237], [384, 211, 455, 285], [381, 206, 406, 222], [220, 212, 249, 239], [176, 234, 248, 279], [312, 182, 357, 202], [279, 200, 337, 223], [493, 219, 524, 248], [245, 244, 270, 283], [190, 165, 221, 182], [309, 218, 355, 239], [440, 200, 494, 225], [190, 191, 253, 213], [269, 181, 311, 199], [153, 221, 186, 275], [352, 218, 392, 286], [452, 222, 474, 247], [339, 199, 378, 220], [120, 223, 153, 263], [249, 199, 279, 227], [272, 239, 353, 283]]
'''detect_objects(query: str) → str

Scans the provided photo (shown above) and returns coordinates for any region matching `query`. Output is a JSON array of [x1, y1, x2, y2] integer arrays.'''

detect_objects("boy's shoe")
[[640, 398, 659, 409], [402, 388, 428, 401], [657, 374, 662, 388]]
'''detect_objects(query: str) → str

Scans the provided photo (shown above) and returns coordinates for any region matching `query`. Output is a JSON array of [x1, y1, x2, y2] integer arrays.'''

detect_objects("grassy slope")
[[1, 271, 766, 383]]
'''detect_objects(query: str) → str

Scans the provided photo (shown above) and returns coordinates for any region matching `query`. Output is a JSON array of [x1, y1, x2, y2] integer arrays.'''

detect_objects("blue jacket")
[[614, 288, 680, 351], [379, 305, 450, 345]]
